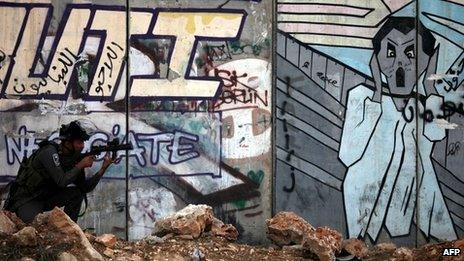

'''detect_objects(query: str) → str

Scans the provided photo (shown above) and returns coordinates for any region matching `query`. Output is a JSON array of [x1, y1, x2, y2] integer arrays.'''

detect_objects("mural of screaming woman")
[[339, 17, 457, 241]]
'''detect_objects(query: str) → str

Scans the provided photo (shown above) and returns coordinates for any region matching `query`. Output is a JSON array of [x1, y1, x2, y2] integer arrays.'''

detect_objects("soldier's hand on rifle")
[[101, 152, 116, 170], [76, 155, 94, 169]]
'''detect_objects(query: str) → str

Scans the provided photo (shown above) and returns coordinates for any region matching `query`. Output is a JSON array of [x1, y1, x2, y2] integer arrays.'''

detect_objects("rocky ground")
[[0, 232, 307, 261], [0, 205, 463, 261]]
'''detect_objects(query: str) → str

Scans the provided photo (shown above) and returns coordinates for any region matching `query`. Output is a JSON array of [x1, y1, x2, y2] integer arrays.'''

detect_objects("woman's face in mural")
[[376, 29, 429, 96]]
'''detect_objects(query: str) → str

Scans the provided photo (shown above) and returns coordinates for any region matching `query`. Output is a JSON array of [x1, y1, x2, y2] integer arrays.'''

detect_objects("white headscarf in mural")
[[339, 17, 457, 241]]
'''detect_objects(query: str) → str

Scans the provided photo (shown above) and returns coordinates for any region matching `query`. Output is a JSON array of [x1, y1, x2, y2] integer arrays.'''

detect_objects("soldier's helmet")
[[59, 121, 90, 141]]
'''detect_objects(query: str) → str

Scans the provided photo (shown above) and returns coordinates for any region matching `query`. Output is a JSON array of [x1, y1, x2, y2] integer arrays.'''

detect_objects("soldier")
[[4, 121, 115, 223]]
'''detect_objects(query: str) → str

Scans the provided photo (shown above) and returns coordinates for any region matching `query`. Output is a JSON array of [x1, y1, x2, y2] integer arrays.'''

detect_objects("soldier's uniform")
[[4, 122, 103, 223]]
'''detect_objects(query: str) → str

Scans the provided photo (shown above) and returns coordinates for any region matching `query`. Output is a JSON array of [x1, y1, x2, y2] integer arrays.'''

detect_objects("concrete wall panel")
[[276, 0, 464, 247], [0, 0, 272, 244]]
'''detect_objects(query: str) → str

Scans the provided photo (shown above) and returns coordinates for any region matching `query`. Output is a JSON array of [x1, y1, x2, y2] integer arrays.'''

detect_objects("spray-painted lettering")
[[4, 125, 201, 171], [0, 3, 246, 101]]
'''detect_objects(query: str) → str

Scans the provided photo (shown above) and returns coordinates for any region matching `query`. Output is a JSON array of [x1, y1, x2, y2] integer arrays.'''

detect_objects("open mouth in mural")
[[396, 67, 405, 87]]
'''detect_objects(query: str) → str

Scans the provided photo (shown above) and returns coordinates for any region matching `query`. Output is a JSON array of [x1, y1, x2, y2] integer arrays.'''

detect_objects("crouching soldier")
[[4, 121, 115, 223]]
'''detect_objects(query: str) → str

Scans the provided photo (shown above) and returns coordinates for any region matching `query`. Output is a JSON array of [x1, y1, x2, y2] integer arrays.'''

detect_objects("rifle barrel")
[[82, 144, 133, 157]]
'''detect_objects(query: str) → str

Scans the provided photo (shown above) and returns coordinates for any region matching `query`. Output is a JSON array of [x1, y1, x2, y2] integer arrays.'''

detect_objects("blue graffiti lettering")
[[5, 125, 201, 168]]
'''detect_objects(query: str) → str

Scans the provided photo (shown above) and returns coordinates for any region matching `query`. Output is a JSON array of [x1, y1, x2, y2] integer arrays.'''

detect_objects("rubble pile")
[[0, 205, 260, 260], [266, 212, 342, 261], [266, 211, 314, 246], [153, 204, 238, 241], [301, 226, 342, 261], [0, 207, 104, 260], [0, 210, 24, 234], [0, 206, 462, 260], [341, 238, 369, 259], [266, 211, 463, 261]]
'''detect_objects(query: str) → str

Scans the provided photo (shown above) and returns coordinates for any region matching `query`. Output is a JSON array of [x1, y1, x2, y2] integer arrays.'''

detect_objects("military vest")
[[8, 140, 59, 210]]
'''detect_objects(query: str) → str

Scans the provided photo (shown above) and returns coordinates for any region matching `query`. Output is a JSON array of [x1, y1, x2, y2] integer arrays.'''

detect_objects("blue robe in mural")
[[339, 84, 457, 241]]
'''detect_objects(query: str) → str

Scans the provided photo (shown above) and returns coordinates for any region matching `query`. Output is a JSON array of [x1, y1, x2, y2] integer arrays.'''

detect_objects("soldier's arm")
[[74, 170, 103, 193], [75, 154, 113, 193], [36, 146, 84, 188]]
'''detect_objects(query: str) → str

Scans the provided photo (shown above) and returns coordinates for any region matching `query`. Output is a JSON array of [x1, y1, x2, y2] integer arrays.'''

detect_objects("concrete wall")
[[0, 0, 272, 243], [275, 0, 464, 247], [1, 0, 462, 247]]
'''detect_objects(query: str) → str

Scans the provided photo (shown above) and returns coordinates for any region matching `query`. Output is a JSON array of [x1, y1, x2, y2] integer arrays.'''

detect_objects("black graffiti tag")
[[402, 104, 415, 123], [447, 142, 461, 156], [403, 100, 464, 123], [316, 72, 339, 88], [442, 58, 464, 91], [206, 44, 232, 61], [48, 47, 79, 85], [283, 167, 295, 193], [95, 42, 124, 98], [12, 47, 78, 95], [426, 101, 464, 122], [214, 88, 268, 108]]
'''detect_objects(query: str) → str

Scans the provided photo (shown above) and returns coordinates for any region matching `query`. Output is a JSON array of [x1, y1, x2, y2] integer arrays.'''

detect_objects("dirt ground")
[[106, 236, 308, 261], [0, 233, 308, 261], [2, 232, 464, 260]]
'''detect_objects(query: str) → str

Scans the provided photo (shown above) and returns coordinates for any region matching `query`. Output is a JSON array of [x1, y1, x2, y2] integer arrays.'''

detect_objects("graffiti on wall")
[[276, 0, 464, 245], [209, 58, 271, 159], [0, 3, 246, 100], [1, 113, 221, 178], [0, 1, 271, 243]]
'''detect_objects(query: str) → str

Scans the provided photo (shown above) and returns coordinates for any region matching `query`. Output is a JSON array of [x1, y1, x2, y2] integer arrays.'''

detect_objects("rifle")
[[81, 138, 133, 160], [61, 138, 132, 172]]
